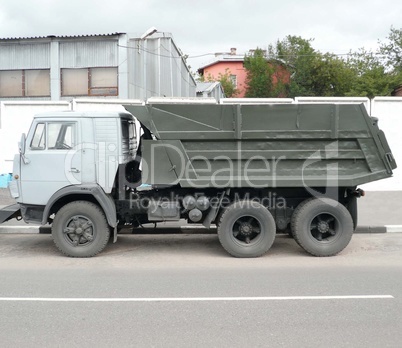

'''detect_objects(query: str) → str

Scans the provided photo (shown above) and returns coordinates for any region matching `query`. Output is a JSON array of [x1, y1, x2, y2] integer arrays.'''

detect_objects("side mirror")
[[19, 133, 26, 155]]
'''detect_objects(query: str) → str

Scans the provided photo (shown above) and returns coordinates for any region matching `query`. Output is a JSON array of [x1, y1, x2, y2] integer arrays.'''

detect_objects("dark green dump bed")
[[124, 102, 396, 188]]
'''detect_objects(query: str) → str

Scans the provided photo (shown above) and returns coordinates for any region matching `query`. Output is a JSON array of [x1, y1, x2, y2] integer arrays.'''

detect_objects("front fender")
[[41, 185, 117, 227]]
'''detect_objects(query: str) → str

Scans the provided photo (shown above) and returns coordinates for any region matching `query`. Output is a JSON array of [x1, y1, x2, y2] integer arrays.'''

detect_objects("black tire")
[[292, 198, 353, 257], [289, 199, 311, 240], [217, 200, 276, 258], [52, 201, 110, 257]]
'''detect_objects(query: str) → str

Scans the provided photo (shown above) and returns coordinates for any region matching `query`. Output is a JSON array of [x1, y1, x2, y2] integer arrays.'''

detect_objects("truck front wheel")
[[52, 201, 110, 257], [217, 200, 276, 258], [292, 198, 353, 256]]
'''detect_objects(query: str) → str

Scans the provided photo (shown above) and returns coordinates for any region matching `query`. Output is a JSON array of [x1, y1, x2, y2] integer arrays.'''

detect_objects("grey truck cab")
[[11, 111, 136, 207], [4, 111, 137, 256], [0, 100, 397, 258]]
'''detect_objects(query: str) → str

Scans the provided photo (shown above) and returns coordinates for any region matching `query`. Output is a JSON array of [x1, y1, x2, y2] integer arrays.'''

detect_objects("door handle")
[[69, 168, 80, 173]]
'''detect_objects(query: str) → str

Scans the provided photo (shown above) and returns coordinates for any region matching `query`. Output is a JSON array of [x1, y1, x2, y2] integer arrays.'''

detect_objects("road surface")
[[0, 232, 401, 347]]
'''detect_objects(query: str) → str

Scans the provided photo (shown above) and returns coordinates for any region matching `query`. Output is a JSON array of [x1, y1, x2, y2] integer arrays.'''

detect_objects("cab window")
[[48, 123, 76, 150], [30, 123, 46, 150], [121, 120, 137, 156]]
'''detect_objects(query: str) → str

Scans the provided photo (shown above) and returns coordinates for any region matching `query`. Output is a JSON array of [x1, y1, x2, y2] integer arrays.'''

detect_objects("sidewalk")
[[0, 188, 15, 206], [1, 188, 402, 234]]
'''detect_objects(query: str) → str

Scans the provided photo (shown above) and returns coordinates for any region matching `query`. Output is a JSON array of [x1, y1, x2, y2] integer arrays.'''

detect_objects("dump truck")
[[0, 98, 397, 258]]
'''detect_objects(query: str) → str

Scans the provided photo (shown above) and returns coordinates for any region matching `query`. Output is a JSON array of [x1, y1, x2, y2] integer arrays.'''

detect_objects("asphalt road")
[[0, 233, 401, 347]]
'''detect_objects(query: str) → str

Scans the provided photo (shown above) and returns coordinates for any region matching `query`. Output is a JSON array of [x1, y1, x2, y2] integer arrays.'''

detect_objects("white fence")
[[1, 97, 401, 191], [0, 101, 71, 172], [293, 96, 402, 191]]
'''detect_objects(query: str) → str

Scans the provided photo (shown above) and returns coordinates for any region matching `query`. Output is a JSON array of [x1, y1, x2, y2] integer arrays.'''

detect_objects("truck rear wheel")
[[290, 198, 312, 242], [292, 198, 353, 256], [52, 201, 110, 257], [217, 200, 276, 258]]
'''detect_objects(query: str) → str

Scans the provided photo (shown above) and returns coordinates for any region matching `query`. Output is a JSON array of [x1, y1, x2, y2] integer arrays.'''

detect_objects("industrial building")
[[0, 31, 196, 101]]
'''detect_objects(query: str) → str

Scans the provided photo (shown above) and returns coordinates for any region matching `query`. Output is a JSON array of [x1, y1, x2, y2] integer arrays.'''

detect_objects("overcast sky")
[[0, 0, 400, 71]]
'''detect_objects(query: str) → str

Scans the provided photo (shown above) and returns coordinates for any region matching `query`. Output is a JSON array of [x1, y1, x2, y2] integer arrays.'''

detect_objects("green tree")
[[268, 35, 317, 97], [346, 48, 399, 98], [216, 69, 239, 98], [269, 36, 354, 97], [243, 48, 286, 97], [310, 53, 354, 96], [380, 26, 402, 73], [199, 68, 239, 98]]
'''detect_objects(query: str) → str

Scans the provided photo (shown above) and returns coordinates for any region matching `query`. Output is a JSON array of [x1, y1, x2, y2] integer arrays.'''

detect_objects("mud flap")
[[113, 226, 118, 243], [0, 204, 21, 224]]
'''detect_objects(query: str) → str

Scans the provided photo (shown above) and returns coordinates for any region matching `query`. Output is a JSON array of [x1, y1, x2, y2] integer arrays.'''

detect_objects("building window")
[[90, 68, 118, 96], [61, 67, 118, 96], [230, 75, 237, 88], [0, 69, 50, 97], [61, 69, 88, 96], [0, 71, 22, 97], [25, 70, 51, 97]]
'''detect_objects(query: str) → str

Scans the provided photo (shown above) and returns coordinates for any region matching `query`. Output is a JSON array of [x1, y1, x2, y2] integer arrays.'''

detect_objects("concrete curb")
[[355, 225, 402, 233], [355, 226, 387, 233], [0, 225, 401, 234], [0, 226, 50, 234], [384, 225, 402, 233]]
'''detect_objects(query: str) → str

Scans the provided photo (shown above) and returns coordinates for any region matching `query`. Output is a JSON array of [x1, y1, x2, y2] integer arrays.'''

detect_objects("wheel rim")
[[63, 215, 96, 247], [231, 215, 262, 245], [309, 213, 340, 243]]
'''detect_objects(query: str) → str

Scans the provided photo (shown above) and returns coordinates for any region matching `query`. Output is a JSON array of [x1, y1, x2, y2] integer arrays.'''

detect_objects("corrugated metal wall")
[[128, 36, 196, 100], [0, 33, 196, 101], [146, 38, 159, 96], [60, 40, 118, 68], [160, 40, 174, 96], [0, 43, 50, 69]]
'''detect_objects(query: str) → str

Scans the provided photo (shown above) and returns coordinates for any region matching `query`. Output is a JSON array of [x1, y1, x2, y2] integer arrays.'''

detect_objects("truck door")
[[20, 120, 81, 205]]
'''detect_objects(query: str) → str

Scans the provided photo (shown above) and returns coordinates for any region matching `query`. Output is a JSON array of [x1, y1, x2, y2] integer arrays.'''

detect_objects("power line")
[[118, 44, 387, 60], [117, 44, 185, 59]]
